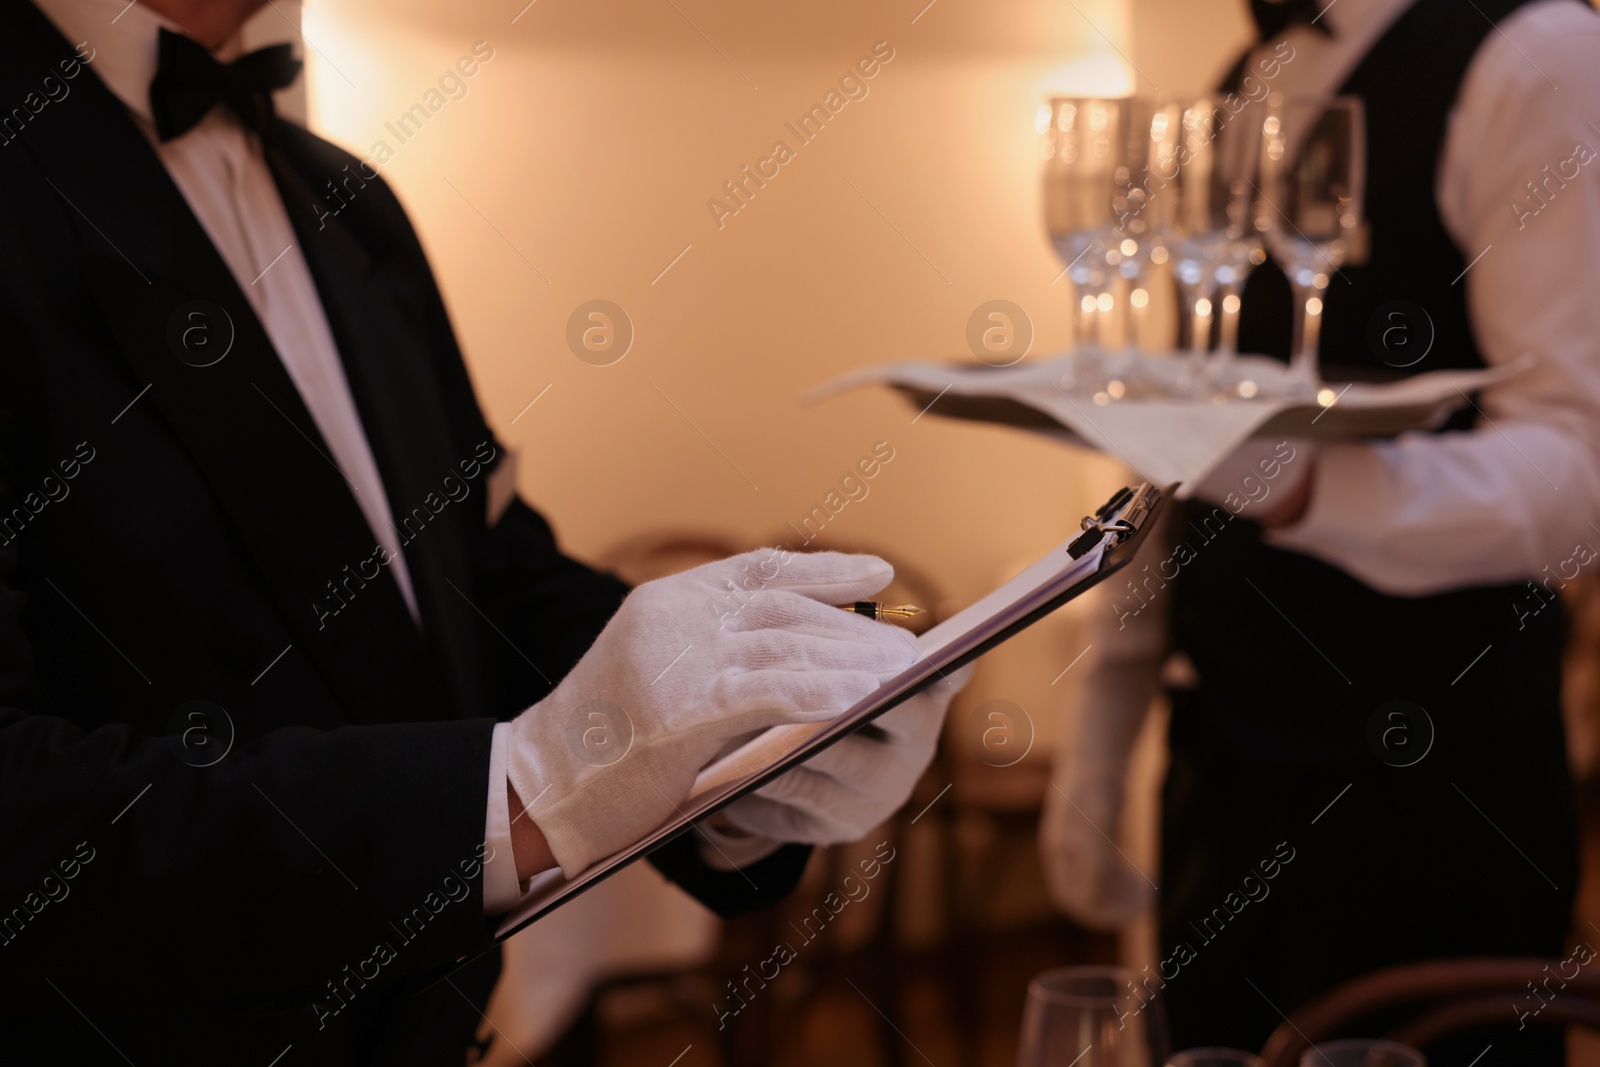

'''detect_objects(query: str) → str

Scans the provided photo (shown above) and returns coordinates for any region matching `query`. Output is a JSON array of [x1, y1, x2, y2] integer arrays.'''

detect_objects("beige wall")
[[1131, 0, 1252, 93]]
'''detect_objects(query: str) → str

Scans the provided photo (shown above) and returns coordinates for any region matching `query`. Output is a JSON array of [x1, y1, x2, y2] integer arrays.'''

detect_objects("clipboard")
[[473, 481, 1167, 957]]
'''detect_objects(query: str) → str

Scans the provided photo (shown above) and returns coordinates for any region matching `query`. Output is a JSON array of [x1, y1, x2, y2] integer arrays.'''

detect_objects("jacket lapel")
[[265, 136, 492, 722], [4, 0, 452, 725]]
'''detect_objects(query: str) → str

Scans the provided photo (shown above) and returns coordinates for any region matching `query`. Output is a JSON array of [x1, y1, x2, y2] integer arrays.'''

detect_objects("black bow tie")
[[1249, 0, 1335, 40], [149, 28, 302, 142]]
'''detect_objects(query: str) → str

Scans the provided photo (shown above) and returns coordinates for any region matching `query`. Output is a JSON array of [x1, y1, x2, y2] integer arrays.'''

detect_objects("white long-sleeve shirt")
[[1254, 0, 1600, 595]]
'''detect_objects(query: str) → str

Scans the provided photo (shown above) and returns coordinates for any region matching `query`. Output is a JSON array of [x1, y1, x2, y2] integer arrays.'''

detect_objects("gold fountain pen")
[[837, 602, 925, 622]]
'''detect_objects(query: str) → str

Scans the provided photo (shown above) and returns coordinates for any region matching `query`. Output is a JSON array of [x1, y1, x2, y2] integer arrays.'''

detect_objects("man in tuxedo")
[[1043, 0, 1600, 1060], [0, 0, 963, 1061]]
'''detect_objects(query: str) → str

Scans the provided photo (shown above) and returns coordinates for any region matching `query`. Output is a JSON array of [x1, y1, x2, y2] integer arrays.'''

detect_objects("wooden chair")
[[1258, 958, 1600, 1067]]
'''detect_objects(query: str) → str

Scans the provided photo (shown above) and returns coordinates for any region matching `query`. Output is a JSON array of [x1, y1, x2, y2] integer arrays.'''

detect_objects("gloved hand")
[[1039, 658, 1159, 929], [507, 549, 920, 877], [719, 662, 974, 843]]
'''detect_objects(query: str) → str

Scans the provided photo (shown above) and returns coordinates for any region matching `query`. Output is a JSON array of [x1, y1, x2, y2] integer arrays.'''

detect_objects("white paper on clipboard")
[[483, 483, 1161, 949]]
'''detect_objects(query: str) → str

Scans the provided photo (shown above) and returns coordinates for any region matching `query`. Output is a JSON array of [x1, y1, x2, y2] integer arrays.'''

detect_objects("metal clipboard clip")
[[1066, 482, 1163, 560]]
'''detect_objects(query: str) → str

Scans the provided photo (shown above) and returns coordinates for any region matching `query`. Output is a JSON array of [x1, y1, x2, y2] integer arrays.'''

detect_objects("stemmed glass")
[[1041, 96, 1134, 393], [1257, 94, 1365, 393], [1159, 94, 1266, 395], [1018, 966, 1169, 1067], [1114, 96, 1168, 381]]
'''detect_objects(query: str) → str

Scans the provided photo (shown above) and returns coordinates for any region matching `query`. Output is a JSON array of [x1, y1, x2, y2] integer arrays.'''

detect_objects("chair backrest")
[[1259, 958, 1600, 1067], [1387, 992, 1600, 1052]]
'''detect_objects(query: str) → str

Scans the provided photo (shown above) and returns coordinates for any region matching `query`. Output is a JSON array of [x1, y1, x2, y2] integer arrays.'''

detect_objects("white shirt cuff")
[[483, 722, 525, 914], [491, 725, 780, 896], [1264, 442, 1404, 588], [695, 822, 784, 871]]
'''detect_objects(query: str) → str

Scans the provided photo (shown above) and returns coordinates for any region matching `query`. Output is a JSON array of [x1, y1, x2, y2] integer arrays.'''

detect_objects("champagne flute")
[[1257, 94, 1365, 393], [1299, 1039, 1426, 1067], [1113, 96, 1169, 386], [1041, 96, 1132, 393], [1182, 95, 1265, 393], [1151, 95, 1224, 388], [1018, 966, 1169, 1067]]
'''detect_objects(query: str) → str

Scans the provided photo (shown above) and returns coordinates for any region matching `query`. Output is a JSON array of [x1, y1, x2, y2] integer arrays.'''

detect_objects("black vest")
[[1168, 0, 1572, 765]]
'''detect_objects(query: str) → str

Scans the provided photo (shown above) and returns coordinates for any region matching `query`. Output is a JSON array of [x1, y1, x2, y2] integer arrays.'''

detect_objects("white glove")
[[1192, 437, 1311, 512], [720, 662, 974, 844], [1039, 661, 1158, 929], [1039, 516, 1172, 929], [507, 549, 919, 876]]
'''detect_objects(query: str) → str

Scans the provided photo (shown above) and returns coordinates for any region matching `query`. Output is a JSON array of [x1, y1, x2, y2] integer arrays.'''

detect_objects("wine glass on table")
[[1041, 96, 1132, 395], [1256, 93, 1365, 395], [1160, 95, 1266, 396], [1018, 966, 1169, 1067]]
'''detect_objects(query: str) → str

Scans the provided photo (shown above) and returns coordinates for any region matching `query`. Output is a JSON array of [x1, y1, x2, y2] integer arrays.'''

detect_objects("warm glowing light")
[[1130, 288, 1149, 309], [1081, 294, 1097, 313], [1036, 54, 1136, 99], [1195, 298, 1213, 317], [1096, 292, 1114, 312], [1263, 116, 1281, 136], [1120, 238, 1137, 256], [1151, 246, 1169, 264], [1093, 391, 1111, 405], [1222, 294, 1241, 314], [1317, 388, 1339, 407], [1306, 297, 1324, 316], [1238, 380, 1259, 398], [1107, 379, 1126, 399], [300, 1, 378, 141], [1313, 272, 1330, 288], [1035, 103, 1053, 134]]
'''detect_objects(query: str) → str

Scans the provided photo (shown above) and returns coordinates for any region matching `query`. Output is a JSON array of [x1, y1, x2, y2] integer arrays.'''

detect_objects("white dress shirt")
[[1251, 0, 1600, 595], [28, 0, 542, 911]]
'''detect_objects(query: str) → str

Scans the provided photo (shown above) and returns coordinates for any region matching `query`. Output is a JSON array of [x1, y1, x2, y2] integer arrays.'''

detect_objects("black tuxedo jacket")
[[0, 2, 806, 1061]]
